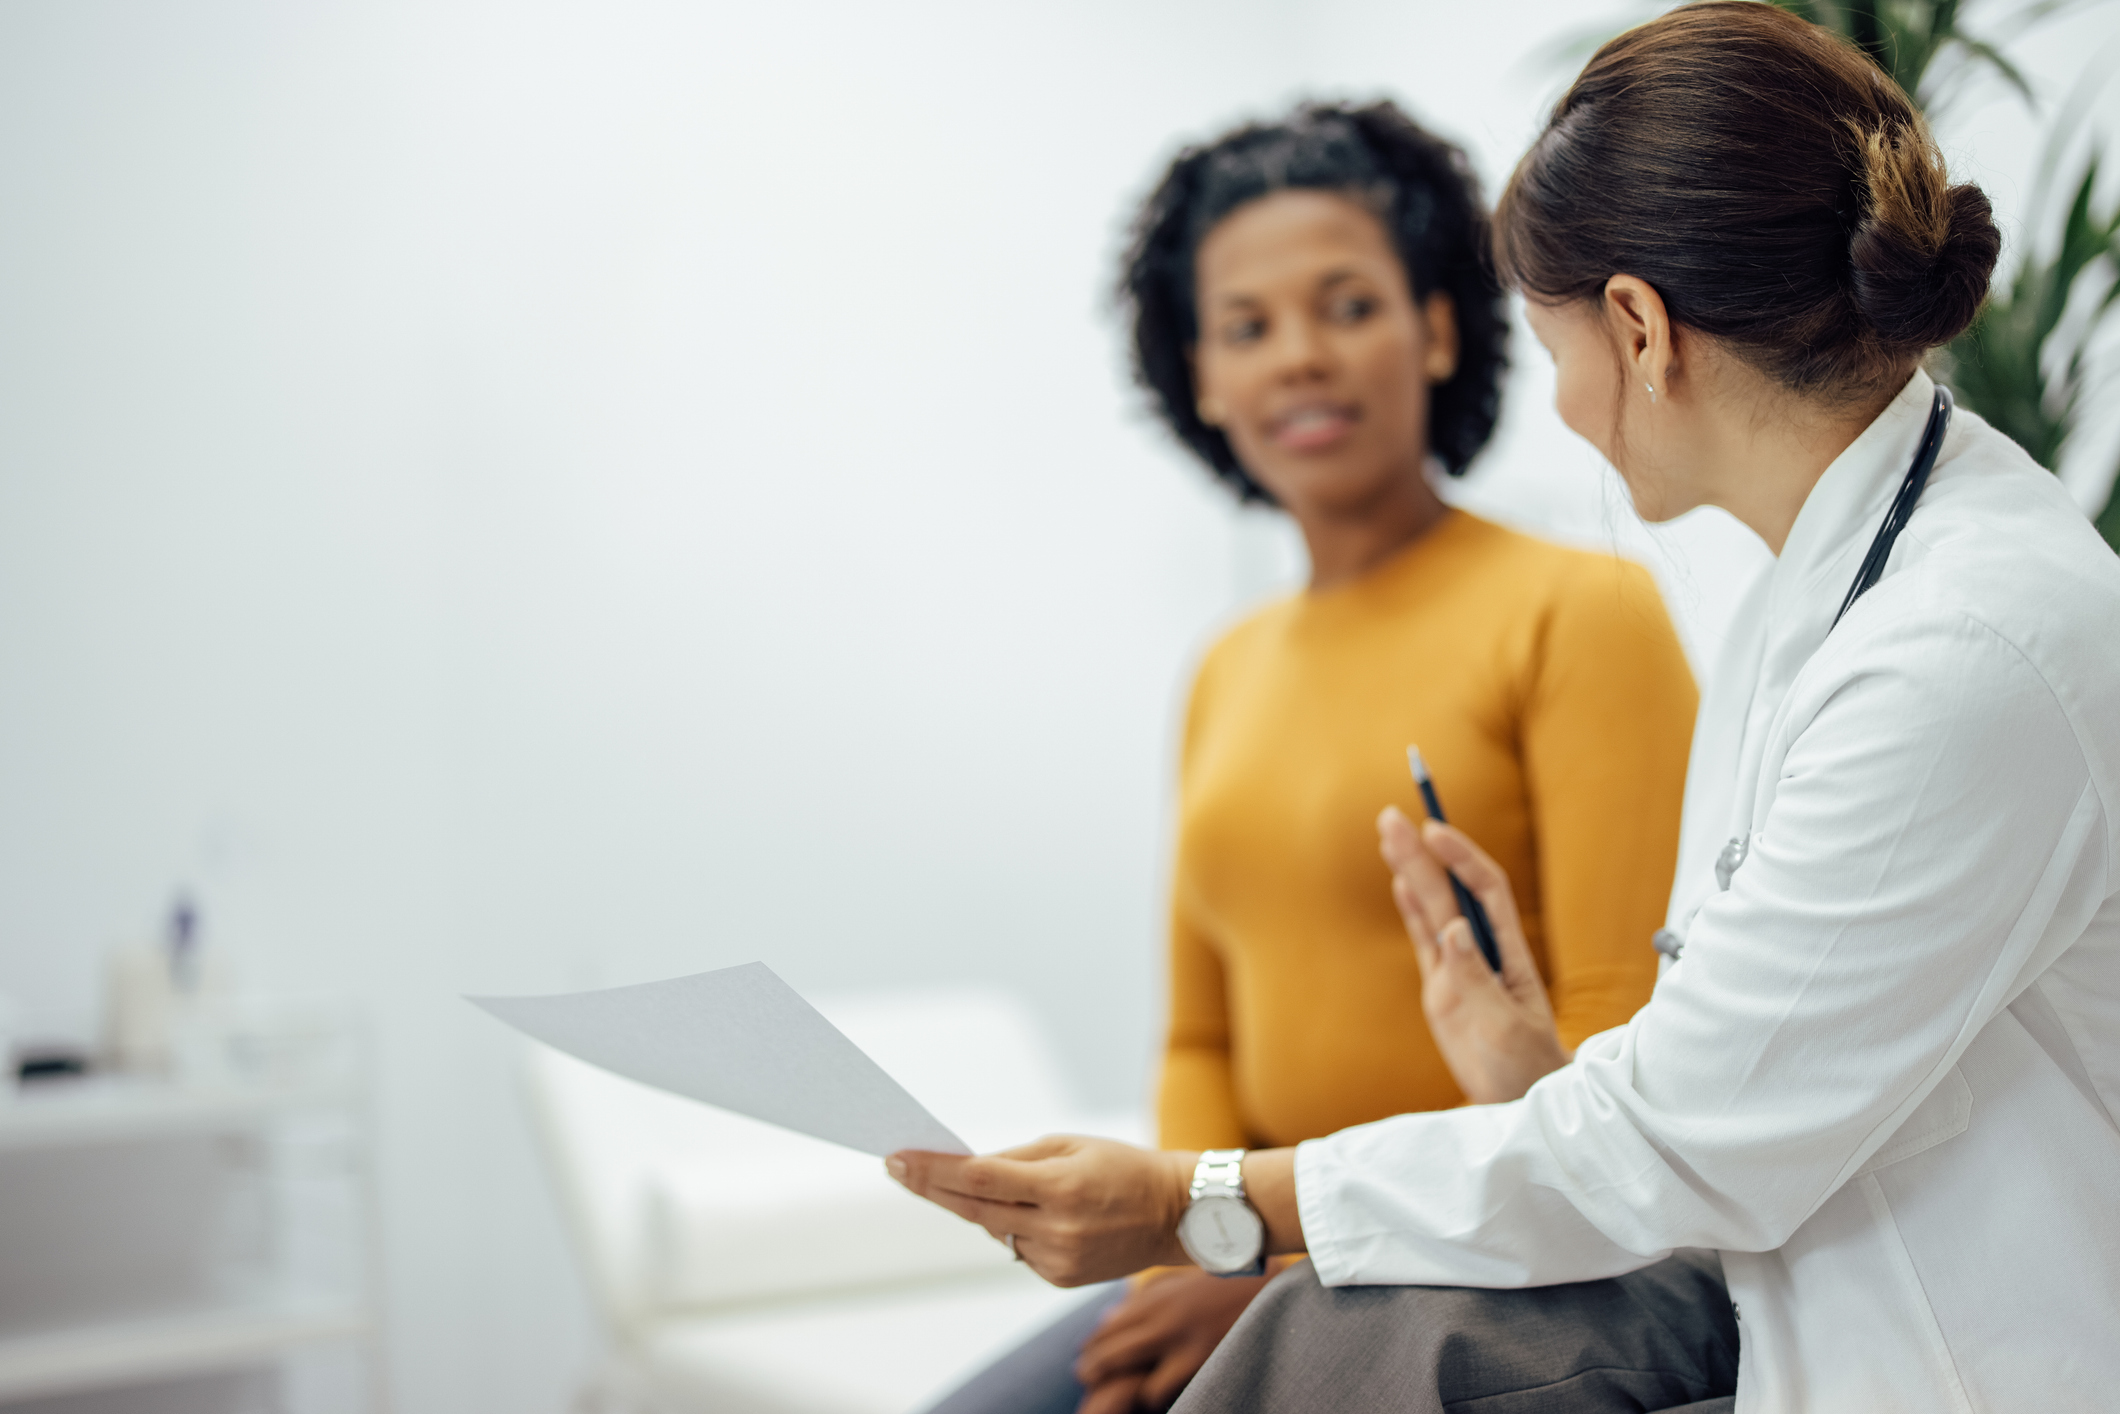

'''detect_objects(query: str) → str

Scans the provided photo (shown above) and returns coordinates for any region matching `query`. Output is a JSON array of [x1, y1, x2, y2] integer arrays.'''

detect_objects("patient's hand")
[[1074, 1269, 1269, 1413], [1378, 806, 1569, 1103]]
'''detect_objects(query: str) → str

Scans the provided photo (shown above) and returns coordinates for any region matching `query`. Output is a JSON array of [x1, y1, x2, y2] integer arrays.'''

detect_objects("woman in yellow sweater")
[[925, 102, 1695, 1414]]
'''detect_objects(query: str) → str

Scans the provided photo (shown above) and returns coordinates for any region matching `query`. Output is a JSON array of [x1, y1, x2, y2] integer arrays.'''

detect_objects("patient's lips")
[[1269, 399, 1359, 451]]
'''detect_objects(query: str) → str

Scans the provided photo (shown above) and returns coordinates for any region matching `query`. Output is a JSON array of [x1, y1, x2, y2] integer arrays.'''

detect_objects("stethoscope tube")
[[1832, 386, 1954, 632]]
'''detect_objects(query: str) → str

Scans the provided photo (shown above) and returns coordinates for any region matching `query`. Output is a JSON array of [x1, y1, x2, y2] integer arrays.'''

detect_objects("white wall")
[[1, 2, 2113, 1410]]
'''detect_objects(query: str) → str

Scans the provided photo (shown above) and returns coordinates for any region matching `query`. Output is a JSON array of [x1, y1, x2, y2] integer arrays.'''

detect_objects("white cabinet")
[[0, 1075, 385, 1413]]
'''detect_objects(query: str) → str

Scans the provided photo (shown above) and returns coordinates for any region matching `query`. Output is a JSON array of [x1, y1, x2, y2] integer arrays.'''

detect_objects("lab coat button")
[[1715, 834, 1750, 890]]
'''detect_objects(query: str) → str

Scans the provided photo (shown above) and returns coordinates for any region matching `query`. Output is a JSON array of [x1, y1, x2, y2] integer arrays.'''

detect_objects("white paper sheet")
[[469, 962, 969, 1156]]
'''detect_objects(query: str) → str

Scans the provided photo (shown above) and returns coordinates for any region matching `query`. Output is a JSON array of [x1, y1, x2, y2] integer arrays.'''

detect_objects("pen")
[[1405, 746, 1504, 972]]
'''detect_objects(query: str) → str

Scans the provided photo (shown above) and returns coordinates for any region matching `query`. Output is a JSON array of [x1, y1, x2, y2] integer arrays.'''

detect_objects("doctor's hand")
[[888, 1137, 1305, 1290], [886, 1135, 1195, 1288], [1378, 806, 1569, 1104]]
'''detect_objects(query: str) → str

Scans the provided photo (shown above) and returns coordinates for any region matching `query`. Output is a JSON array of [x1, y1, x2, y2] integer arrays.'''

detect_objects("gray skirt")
[[1171, 1251, 1739, 1414]]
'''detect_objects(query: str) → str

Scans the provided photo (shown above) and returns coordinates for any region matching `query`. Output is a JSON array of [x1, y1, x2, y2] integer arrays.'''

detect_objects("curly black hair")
[[1117, 101, 1508, 505]]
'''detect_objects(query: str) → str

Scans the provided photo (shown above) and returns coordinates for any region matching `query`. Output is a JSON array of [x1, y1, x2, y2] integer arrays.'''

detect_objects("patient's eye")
[[1327, 292, 1380, 324], [1217, 313, 1267, 346]]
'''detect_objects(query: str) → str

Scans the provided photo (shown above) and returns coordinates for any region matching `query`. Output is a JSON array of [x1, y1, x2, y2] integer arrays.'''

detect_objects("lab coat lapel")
[[1667, 569, 1768, 939], [1727, 371, 1939, 847]]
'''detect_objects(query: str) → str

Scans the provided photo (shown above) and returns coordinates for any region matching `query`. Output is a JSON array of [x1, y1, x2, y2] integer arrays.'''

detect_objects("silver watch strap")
[[1191, 1148, 1248, 1202]]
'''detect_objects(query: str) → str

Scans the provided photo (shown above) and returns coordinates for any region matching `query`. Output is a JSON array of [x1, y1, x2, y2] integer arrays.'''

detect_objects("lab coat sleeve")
[[1295, 609, 2104, 1288]]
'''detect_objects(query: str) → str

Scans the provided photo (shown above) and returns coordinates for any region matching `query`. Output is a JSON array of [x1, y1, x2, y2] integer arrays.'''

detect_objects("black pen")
[[1406, 746, 1503, 972]]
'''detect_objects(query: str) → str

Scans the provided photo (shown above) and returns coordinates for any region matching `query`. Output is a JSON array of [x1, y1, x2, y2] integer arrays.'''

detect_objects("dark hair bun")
[[1848, 127, 2001, 350]]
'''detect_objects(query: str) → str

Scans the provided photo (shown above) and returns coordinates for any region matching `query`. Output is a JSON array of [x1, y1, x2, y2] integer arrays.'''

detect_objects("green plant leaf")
[[1946, 140, 2120, 546], [1763, 0, 2086, 114], [2096, 470, 2120, 552], [1946, 36, 2036, 102]]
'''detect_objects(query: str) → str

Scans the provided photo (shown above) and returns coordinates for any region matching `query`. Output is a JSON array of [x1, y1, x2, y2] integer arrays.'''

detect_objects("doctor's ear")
[[1602, 275, 1674, 402]]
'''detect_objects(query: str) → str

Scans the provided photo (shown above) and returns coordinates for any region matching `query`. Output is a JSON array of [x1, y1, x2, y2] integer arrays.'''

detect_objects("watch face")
[[1178, 1194, 1264, 1274]]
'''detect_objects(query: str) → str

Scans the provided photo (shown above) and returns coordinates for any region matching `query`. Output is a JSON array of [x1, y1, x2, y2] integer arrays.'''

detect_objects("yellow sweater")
[[1160, 511, 1697, 1150]]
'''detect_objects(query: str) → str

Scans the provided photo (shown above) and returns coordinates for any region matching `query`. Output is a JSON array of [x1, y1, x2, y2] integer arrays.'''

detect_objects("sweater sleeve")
[[1156, 654, 1251, 1151], [1157, 907, 1249, 1149], [1520, 557, 1697, 1049]]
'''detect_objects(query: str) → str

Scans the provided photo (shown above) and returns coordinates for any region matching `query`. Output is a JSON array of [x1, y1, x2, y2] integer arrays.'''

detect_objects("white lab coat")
[[1293, 371, 2120, 1413]]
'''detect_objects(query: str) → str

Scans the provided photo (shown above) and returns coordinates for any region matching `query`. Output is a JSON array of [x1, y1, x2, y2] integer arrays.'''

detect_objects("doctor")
[[889, 4, 2120, 1411]]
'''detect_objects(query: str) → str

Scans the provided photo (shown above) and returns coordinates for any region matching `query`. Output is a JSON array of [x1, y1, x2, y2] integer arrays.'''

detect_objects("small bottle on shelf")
[[105, 892, 230, 1076]]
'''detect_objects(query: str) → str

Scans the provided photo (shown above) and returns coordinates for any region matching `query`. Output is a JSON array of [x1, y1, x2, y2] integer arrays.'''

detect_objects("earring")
[[1197, 396, 1226, 426], [1645, 382, 1658, 404]]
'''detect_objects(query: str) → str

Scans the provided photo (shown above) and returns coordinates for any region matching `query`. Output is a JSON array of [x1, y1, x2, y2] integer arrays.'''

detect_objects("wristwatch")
[[1175, 1148, 1266, 1277]]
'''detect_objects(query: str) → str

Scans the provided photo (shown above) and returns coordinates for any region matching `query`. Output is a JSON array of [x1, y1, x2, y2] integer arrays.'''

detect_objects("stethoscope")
[[1654, 385, 1955, 961], [1830, 386, 1954, 631]]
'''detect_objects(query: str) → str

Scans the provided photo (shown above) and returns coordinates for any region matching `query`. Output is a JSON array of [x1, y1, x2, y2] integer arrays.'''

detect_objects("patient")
[[926, 101, 1696, 1414]]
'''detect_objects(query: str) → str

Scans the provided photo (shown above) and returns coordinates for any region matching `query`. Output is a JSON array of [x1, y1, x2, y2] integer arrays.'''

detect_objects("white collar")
[[1767, 368, 1936, 643], [1720, 369, 1941, 839]]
